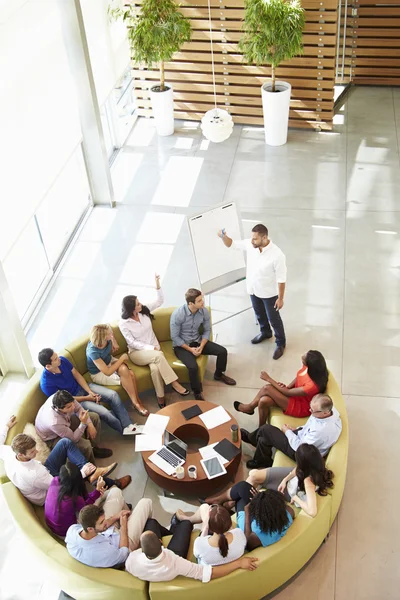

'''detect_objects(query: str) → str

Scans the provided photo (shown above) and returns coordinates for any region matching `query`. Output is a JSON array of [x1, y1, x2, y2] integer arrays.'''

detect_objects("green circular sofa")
[[0, 306, 348, 600]]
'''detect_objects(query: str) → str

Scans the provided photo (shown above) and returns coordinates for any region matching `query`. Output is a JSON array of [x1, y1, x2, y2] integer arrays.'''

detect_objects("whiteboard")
[[188, 203, 246, 294]]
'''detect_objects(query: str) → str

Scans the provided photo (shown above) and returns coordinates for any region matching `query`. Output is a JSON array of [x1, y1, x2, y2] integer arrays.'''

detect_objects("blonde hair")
[[90, 324, 110, 348]]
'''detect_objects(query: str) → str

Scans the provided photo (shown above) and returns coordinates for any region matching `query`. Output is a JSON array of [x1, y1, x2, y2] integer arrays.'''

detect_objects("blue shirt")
[[170, 304, 211, 348], [236, 510, 293, 547], [65, 524, 129, 568], [86, 340, 112, 375], [40, 356, 80, 397]]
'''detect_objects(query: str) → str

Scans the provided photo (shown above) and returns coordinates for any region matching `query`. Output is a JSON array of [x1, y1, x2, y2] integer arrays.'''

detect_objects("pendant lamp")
[[200, 0, 234, 143]]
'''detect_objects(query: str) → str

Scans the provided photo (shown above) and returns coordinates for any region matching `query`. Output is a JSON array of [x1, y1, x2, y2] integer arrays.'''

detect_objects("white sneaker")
[[123, 424, 142, 435]]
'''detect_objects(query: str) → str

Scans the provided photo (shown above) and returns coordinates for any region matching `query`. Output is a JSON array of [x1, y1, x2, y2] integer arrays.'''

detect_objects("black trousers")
[[229, 481, 254, 513], [247, 424, 297, 467], [144, 518, 193, 559], [174, 340, 228, 394]]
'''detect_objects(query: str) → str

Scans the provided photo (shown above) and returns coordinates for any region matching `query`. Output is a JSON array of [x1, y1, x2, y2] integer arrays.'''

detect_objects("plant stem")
[[271, 64, 275, 92], [160, 61, 165, 91]]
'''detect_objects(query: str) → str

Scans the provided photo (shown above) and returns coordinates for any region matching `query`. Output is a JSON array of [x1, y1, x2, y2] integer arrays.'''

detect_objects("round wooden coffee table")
[[141, 400, 242, 496]]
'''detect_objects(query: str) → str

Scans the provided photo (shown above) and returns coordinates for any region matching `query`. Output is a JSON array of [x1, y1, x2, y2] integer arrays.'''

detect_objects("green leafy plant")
[[239, 0, 305, 92], [108, 0, 191, 92]]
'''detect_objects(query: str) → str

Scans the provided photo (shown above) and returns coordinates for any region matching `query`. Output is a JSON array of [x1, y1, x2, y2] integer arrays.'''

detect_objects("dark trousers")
[[174, 340, 228, 394], [144, 518, 193, 559], [247, 424, 297, 467], [250, 294, 286, 347], [230, 481, 254, 513]]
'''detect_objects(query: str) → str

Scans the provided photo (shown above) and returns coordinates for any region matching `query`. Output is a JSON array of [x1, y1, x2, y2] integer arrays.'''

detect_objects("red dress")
[[284, 367, 319, 418]]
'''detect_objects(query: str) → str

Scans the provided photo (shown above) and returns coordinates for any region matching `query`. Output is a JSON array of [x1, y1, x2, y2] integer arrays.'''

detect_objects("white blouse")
[[119, 288, 164, 351], [193, 528, 247, 566]]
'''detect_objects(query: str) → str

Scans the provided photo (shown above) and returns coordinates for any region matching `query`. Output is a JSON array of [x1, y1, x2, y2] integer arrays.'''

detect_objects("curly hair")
[[295, 443, 334, 496], [249, 489, 290, 535]]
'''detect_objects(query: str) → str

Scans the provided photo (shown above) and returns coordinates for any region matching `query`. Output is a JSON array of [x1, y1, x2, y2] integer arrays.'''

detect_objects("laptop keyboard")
[[157, 447, 181, 467]]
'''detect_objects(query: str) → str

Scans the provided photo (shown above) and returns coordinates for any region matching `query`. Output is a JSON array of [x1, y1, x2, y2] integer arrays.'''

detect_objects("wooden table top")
[[141, 400, 241, 489]]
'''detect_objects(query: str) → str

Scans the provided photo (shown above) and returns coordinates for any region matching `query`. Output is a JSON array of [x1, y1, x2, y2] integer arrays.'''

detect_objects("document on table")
[[199, 405, 231, 430], [135, 434, 163, 452], [142, 413, 170, 436], [199, 442, 228, 465]]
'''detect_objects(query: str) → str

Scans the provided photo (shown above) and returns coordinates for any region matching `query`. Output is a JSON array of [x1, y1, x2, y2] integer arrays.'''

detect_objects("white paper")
[[142, 413, 170, 436], [199, 442, 228, 465], [135, 434, 163, 452], [199, 405, 231, 430]]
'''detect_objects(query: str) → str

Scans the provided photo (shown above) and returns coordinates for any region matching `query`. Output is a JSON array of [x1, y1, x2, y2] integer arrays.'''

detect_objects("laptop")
[[148, 430, 187, 475]]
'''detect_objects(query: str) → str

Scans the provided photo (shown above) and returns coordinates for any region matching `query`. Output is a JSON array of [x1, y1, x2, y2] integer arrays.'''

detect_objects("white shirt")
[[0, 425, 53, 505], [125, 546, 212, 583], [232, 239, 286, 298], [285, 407, 342, 457], [119, 288, 164, 351], [193, 528, 246, 566]]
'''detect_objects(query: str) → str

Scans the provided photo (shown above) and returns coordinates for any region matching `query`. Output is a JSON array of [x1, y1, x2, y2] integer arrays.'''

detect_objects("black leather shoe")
[[251, 332, 273, 344], [93, 447, 113, 459], [170, 513, 179, 529], [246, 459, 260, 469], [194, 392, 205, 401], [273, 346, 285, 360], [240, 428, 251, 444]]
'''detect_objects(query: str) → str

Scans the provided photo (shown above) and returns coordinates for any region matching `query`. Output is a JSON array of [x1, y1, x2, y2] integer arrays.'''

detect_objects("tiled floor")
[[1, 85, 400, 599]]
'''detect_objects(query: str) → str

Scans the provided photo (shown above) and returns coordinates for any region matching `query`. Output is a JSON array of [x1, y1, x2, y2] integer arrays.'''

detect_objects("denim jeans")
[[44, 438, 115, 487], [250, 294, 286, 347], [76, 384, 132, 434]]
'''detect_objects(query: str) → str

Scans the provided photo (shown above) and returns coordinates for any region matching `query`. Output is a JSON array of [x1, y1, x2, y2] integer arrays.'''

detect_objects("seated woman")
[[247, 443, 334, 518], [119, 274, 189, 409], [234, 350, 329, 426], [86, 324, 149, 416], [45, 464, 106, 536], [205, 483, 294, 551], [174, 504, 247, 566]]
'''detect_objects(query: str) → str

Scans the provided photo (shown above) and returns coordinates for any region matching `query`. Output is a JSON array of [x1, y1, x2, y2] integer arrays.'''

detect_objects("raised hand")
[[6, 416, 17, 429]]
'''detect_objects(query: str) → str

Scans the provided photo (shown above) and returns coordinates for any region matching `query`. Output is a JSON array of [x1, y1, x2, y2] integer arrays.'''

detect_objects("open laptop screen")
[[164, 430, 187, 460]]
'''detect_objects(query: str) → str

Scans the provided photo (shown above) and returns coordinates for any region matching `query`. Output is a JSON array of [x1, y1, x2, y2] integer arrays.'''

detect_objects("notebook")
[[213, 438, 241, 462], [181, 404, 203, 421]]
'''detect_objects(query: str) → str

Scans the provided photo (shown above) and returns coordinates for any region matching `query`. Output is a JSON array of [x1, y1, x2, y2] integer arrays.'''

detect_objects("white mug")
[[175, 466, 185, 479], [188, 465, 197, 479]]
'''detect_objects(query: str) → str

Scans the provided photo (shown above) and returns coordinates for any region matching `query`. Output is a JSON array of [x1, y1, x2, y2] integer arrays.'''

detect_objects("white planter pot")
[[261, 81, 291, 146], [149, 84, 174, 136]]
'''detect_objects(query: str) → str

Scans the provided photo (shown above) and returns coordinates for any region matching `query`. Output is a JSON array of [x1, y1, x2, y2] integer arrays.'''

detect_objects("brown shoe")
[[214, 373, 236, 386], [115, 475, 132, 490], [93, 447, 113, 459], [88, 462, 118, 484]]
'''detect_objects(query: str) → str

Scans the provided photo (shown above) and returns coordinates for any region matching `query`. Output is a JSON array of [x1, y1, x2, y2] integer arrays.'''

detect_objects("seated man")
[[241, 393, 342, 469], [170, 288, 236, 400], [0, 416, 125, 506], [66, 499, 153, 567], [125, 515, 259, 582], [35, 390, 112, 463], [38, 348, 137, 436]]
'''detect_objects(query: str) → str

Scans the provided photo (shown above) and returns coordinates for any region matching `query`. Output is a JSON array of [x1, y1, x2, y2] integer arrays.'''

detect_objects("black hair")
[[251, 224, 268, 237], [305, 350, 329, 393], [56, 463, 87, 511], [52, 390, 74, 410], [249, 489, 289, 535], [295, 443, 334, 496], [121, 295, 154, 321], [208, 505, 232, 558], [38, 348, 54, 368]]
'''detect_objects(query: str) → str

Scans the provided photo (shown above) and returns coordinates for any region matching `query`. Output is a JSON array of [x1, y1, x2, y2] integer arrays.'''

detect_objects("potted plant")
[[239, 0, 305, 146], [109, 0, 191, 136]]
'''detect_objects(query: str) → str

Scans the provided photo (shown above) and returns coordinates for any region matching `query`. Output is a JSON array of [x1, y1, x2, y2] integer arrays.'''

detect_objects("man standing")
[[38, 348, 138, 436], [218, 223, 287, 360], [170, 289, 236, 400], [241, 394, 342, 469]]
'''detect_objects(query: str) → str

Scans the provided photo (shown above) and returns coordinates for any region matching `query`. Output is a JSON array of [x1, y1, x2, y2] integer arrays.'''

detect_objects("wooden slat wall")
[[130, 0, 338, 131], [344, 0, 400, 85]]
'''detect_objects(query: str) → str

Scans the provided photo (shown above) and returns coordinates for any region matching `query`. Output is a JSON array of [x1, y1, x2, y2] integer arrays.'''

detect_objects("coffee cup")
[[175, 466, 185, 479], [188, 465, 197, 479]]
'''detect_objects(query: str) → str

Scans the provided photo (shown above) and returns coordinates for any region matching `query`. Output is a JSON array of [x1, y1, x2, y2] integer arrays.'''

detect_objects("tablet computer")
[[200, 456, 227, 480]]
